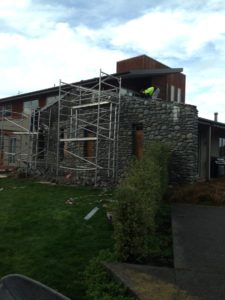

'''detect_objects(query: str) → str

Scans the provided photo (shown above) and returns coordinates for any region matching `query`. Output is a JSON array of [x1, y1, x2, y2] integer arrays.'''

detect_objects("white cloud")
[[0, 0, 225, 124], [107, 9, 225, 59], [0, 0, 31, 9], [0, 21, 126, 97], [189, 92, 225, 122]]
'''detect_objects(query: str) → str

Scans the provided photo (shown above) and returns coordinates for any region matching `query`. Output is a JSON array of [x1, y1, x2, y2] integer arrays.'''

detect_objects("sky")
[[0, 0, 225, 121]]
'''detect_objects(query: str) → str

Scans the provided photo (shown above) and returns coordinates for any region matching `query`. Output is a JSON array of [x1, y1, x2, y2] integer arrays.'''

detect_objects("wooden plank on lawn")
[[84, 207, 99, 220]]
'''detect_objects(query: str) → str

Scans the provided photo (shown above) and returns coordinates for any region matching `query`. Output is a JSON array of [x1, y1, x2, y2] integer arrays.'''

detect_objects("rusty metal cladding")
[[117, 54, 169, 73]]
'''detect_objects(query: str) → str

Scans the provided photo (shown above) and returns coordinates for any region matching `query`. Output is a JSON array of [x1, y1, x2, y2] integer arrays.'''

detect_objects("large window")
[[219, 138, 225, 156], [0, 104, 12, 117], [8, 137, 16, 164], [23, 99, 39, 114]]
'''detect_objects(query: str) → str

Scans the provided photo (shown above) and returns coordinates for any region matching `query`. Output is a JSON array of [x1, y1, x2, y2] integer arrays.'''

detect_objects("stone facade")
[[118, 96, 198, 184], [38, 95, 198, 185]]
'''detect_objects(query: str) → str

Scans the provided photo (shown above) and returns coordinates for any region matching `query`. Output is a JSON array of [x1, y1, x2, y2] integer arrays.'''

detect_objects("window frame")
[[0, 103, 12, 117], [23, 99, 39, 115], [219, 137, 225, 157]]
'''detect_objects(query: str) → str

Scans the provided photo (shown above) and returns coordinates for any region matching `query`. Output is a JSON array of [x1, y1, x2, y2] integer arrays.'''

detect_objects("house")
[[0, 55, 223, 185], [198, 116, 225, 180]]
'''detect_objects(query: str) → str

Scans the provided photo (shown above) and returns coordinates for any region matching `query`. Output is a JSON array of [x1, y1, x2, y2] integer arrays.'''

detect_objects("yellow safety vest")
[[143, 86, 154, 96]]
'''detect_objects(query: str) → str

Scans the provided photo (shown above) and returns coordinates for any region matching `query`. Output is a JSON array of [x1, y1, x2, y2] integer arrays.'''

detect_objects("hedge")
[[114, 142, 170, 262]]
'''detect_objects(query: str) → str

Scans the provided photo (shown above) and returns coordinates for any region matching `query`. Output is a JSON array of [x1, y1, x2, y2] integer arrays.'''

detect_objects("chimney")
[[214, 112, 218, 122]]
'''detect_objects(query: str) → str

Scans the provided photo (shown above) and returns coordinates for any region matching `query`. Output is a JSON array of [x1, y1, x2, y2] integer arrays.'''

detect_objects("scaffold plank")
[[72, 101, 110, 109], [60, 137, 97, 142]]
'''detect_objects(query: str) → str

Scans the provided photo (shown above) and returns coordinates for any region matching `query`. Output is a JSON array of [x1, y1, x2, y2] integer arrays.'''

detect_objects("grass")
[[0, 178, 114, 299]]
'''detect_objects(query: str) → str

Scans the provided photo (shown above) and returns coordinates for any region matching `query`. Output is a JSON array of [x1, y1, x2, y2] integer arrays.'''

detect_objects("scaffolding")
[[0, 70, 121, 185], [56, 70, 121, 185], [0, 107, 52, 175]]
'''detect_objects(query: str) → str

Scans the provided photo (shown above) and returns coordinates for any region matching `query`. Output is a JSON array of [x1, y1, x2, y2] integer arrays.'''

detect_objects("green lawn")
[[0, 178, 114, 299]]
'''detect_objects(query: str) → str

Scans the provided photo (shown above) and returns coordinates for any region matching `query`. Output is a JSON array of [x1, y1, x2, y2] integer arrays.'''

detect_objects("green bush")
[[114, 143, 170, 262], [146, 142, 170, 195], [84, 250, 136, 300]]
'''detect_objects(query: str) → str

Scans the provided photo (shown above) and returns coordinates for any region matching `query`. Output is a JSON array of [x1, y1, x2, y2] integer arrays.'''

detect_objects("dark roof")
[[119, 68, 183, 79], [0, 76, 100, 104], [198, 117, 225, 129], [0, 68, 183, 104]]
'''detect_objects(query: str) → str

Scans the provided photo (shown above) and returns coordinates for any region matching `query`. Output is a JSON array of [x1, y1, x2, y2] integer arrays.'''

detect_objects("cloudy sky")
[[0, 0, 225, 121]]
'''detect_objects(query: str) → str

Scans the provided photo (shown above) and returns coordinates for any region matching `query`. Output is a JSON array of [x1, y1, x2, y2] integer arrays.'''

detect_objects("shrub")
[[114, 143, 170, 262], [146, 142, 170, 194]]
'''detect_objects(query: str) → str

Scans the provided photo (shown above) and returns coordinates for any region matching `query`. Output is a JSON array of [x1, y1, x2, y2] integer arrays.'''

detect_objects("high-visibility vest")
[[143, 86, 154, 96]]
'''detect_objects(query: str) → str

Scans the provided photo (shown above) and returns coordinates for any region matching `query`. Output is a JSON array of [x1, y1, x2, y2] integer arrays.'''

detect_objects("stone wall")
[[118, 96, 198, 184], [37, 96, 198, 185]]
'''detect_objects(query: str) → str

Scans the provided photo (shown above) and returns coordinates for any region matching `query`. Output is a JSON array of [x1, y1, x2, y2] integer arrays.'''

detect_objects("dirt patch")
[[167, 177, 225, 206]]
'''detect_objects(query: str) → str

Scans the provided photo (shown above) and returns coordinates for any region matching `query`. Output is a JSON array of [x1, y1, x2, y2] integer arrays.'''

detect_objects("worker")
[[142, 86, 155, 98]]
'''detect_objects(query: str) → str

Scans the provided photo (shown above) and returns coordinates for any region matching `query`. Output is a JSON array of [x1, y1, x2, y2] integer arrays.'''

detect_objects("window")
[[0, 104, 12, 117], [46, 96, 59, 107], [219, 138, 225, 156], [170, 85, 175, 102], [8, 137, 16, 163], [132, 124, 143, 160], [23, 99, 39, 114], [177, 88, 182, 103]]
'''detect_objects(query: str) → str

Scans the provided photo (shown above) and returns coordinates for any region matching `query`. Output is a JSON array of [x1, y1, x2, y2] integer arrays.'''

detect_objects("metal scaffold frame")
[[56, 70, 121, 185], [0, 70, 121, 185], [0, 107, 52, 175]]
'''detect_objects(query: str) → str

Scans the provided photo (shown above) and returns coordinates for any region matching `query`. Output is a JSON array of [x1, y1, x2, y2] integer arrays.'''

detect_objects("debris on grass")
[[65, 197, 76, 205], [12, 186, 25, 189], [38, 181, 57, 186], [106, 211, 113, 224], [0, 188, 3, 191], [0, 174, 8, 178], [84, 207, 99, 220], [106, 198, 116, 202]]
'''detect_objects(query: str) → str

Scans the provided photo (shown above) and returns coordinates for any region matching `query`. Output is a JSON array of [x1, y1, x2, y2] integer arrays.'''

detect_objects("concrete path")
[[106, 204, 225, 300], [172, 204, 225, 300], [105, 263, 196, 300]]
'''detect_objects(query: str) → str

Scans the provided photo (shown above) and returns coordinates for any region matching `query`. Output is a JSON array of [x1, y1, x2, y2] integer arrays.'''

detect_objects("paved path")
[[106, 204, 225, 300], [105, 263, 195, 300], [172, 204, 225, 300]]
